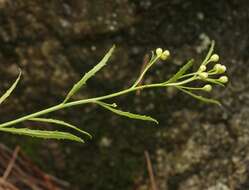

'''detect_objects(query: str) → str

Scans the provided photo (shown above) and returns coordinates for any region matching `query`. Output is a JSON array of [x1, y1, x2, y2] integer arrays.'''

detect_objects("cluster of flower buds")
[[196, 53, 228, 92], [214, 64, 226, 74], [156, 48, 170, 60], [153, 43, 229, 105]]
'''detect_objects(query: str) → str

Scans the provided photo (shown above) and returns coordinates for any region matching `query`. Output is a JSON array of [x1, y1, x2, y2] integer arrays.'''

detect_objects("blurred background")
[[0, 0, 248, 189]]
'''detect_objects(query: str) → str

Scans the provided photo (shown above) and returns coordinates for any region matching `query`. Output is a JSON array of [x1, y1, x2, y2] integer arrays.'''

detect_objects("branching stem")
[[0, 83, 163, 128], [0, 74, 198, 129]]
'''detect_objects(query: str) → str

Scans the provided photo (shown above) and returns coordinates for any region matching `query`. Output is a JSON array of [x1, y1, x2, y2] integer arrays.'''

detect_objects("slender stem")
[[207, 70, 218, 76], [177, 86, 203, 90], [179, 72, 196, 79], [0, 73, 196, 128], [132, 56, 159, 88], [0, 83, 162, 128], [163, 76, 196, 87], [201, 41, 215, 66], [0, 104, 64, 128]]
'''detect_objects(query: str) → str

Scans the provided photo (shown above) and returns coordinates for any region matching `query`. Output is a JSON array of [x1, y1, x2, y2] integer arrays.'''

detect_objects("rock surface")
[[0, 0, 249, 189]]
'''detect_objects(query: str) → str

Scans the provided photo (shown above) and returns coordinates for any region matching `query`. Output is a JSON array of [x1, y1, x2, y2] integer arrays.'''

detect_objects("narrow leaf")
[[177, 87, 221, 106], [64, 45, 115, 103], [0, 70, 21, 105], [0, 127, 84, 142], [96, 101, 158, 124], [166, 59, 194, 84], [28, 118, 92, 139]]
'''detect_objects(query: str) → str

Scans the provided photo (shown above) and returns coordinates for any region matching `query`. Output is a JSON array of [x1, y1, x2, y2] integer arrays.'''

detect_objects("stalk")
[[0, 83, 162, 128]]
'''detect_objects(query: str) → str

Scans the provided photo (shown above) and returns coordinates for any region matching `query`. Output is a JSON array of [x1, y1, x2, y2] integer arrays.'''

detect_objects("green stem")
[[0, 72, 197, 129], [0, 83, 162, 128], [177, 86, 203, 90], [131, 56, 160, 88], [179, 72, 196, 79], [163, 76, 196, 86]]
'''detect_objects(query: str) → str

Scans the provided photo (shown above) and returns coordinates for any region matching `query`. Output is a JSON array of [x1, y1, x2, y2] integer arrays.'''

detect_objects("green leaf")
[[64, 45, 115, 103], [177, 87, 221, 106], [96, 101, 158, 124], [28, 118, 92, 139], [0, 70, 21, 105], [166, 59, 194, 84], [0, 127, 84, 142], [202, 40, 215, 65]]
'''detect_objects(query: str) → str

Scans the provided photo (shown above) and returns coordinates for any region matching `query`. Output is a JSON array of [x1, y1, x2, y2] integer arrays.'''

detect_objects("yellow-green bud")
[[210, 54, 219, 62], [214, 63, 221, 70], [220, 65, 227, 73], [156, 48, 163, 57], [160, 50, 170, 60], [203, 84, 212, 92], [218, 76, 228, 83], [198, 72, 208, 79], [214, 64, 226, 74], [199, 65, 207, 72]]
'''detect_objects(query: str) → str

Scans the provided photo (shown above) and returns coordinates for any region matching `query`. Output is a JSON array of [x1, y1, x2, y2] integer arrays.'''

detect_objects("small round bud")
[[203, 84, 212, 92], [210, 54, 219, 62], [214, 63, 221, 70], [198, 72, 208, 79], [218, 76, 228, 83], [160, 50, 170, 60], [156, 48, 163, 56], [220, 65, 227, 73], [214, 64, 226, 74], [199, 65, 207, 72]]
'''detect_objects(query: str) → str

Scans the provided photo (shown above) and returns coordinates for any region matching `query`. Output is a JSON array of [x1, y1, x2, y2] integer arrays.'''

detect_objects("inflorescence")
[[0, 41, 228, 142]]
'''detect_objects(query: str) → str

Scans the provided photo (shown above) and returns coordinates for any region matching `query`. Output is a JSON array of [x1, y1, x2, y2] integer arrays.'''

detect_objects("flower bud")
[[203, 84, 212, 92], [210, 54, 219, 62], [199, 65, 207, 72], [214, 64, 226, 74], [220, 65, 227, 73], [156, 48, 163, 57], [218, 76, 228, 83], [214, 63, 221, 70], [160, 50, 170, 60], [198, 72, 208, 79]]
